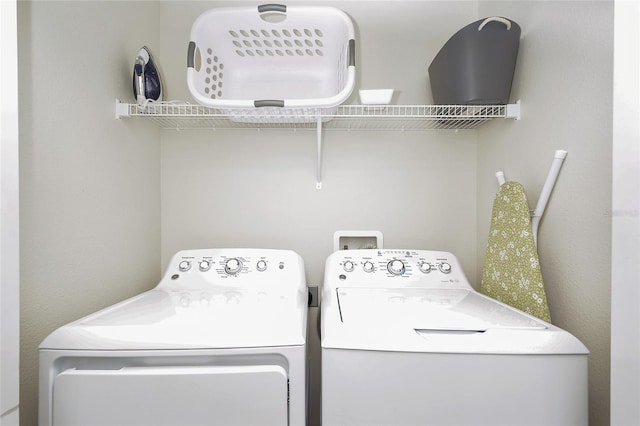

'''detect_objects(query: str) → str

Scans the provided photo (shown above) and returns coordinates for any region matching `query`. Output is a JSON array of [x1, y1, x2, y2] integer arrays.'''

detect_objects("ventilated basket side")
[[187, 4, 356, 113]]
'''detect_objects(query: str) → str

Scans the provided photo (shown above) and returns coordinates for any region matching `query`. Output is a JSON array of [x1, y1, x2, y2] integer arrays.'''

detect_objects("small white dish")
[[358, 89, 394, 105]]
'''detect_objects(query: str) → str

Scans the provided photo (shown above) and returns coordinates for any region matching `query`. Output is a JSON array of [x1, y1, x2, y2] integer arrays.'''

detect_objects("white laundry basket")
[[187, 4, 356, 122]]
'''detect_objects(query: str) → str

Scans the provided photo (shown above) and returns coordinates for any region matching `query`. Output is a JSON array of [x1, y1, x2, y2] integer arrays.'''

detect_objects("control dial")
[[418, 262, 432, 273], [343, 260, 355, 272], [387, 259, 406, 276], [256, 260, 267, 271], [224, 258, 243, 275], [178, 260, 191, 272], [199, 260, 211, 271], [363, 261, 375, 273], [439, 262, 452, 274]]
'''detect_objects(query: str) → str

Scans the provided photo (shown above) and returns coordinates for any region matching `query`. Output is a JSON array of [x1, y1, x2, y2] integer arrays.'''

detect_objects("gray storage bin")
[[428, 16, 520, 105]]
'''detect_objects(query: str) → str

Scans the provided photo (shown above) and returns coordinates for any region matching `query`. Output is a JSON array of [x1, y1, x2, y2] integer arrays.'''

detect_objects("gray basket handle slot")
[[258, 4, 287, 23], [478, 16, 512, 31], [348, 39, 356, 67], [187, 41, 201, 71], [255, 100, 285, 108], [258, 4, 287, 13]]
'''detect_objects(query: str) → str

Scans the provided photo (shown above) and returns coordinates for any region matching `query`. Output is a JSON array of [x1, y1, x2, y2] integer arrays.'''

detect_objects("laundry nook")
[[3, 1, 634, 426]]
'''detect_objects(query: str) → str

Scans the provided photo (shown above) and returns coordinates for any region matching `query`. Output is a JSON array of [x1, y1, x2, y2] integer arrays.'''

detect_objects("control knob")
[[363, 261, 375, 273], [199, 260, 211, 271], [343, 260, 355, 272], [256, 260, 267, 271], [387, 259, 405, 276], [439, 262, 452, 274], [224, 258, 243, 275], [418, 262, 432, 273], [178, 260, 191, 272]]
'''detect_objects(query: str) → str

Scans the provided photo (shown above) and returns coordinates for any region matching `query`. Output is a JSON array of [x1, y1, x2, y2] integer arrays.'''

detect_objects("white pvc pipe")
[[531, 149, 568, 246], [494, 150, 567, 247]]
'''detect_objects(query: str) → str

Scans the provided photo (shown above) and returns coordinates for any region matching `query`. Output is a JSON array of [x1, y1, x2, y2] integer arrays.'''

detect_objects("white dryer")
[[321, 249, 589, 426], [40, 248, 307, 426]]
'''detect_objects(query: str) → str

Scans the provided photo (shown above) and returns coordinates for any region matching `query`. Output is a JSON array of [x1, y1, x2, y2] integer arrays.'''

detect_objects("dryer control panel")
[[325, 249, 473, 290], [158, 248, 306, 291]]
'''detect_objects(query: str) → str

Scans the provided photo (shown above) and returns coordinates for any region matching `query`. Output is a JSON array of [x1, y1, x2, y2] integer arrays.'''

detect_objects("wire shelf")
[[115, 100, 520, 131], [114, 99, 521, 189]]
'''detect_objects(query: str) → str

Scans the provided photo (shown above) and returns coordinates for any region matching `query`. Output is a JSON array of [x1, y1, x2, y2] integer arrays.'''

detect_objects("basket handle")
[[255, 100, 285, 108], [258, 4, 287, 23], [187, 41, 197, 69], [258, 4, 287, 14], [478, 16, 512, 31]]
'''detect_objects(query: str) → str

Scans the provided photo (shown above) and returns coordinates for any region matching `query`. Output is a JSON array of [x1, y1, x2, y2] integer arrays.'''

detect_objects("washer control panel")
[[160, 248, 305, 290], [328, 249, 472, 290]]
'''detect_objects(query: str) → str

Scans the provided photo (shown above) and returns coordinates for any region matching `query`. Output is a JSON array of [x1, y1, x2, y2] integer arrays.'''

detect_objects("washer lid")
[[337, 288, 547, 331], [323, 287, 588, 354], [40, 288, 307, 350]]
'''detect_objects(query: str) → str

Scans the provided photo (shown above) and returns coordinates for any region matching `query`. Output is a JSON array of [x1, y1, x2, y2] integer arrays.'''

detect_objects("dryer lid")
[[336, 288, 547, 331], [40, 288, 307, 350]]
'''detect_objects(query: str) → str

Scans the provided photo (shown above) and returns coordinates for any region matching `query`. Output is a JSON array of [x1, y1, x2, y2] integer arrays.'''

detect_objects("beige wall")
[[18, 2, 162, 425], [16, 1, 614, 425], [477, 2, 613, 425]]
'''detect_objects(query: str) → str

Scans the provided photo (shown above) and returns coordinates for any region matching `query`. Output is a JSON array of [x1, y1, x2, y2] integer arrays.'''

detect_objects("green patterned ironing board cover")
[[481, 181, 551, 322]]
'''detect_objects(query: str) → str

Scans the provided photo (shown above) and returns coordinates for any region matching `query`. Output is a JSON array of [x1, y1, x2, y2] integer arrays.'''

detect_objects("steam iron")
[[132, 46, 163, 105]]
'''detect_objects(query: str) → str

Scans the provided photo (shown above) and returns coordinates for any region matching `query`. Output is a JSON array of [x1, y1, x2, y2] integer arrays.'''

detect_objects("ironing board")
[[480, 181, 551, 322]]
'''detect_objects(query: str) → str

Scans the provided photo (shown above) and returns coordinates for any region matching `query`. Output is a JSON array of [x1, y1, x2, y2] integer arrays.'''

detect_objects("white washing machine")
[[321, 249, 589, 426], [40, 248, 307, 426]]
